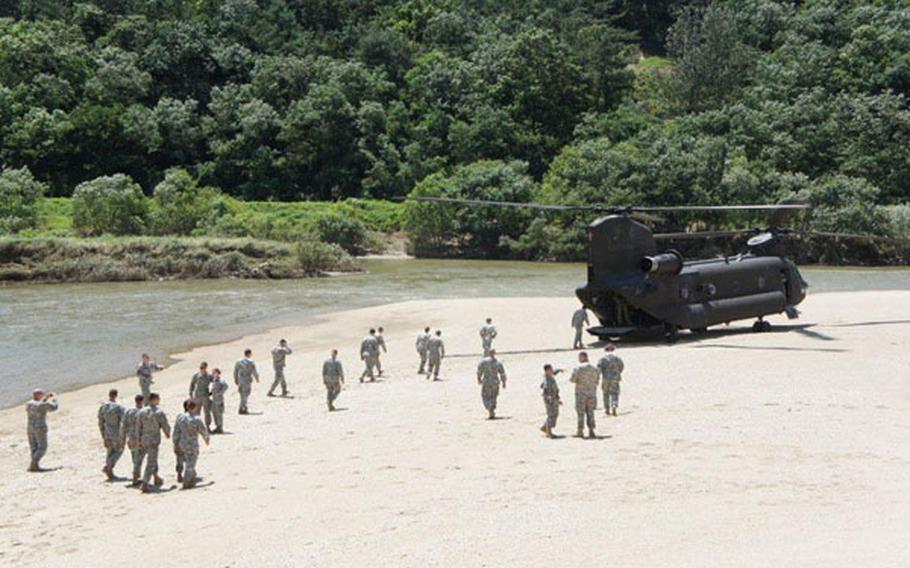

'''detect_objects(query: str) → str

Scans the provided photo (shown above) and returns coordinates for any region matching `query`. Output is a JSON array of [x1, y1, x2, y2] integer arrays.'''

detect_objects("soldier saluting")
[[25, 389, 58, 472], [136, 353, 164, 406], [268, 339, 292, 397]]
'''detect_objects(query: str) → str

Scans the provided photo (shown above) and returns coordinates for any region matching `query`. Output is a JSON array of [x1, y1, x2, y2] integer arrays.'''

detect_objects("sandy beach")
[[1, 291, 908, 567]]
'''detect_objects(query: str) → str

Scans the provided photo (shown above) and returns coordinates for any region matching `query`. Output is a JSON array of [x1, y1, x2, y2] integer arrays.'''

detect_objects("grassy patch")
[[0, 236, 361, 283]]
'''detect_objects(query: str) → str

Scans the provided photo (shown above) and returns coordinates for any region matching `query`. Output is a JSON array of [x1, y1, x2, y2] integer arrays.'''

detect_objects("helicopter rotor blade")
[[802, 230, 910, 243], [402, 196, 809, 214], [634, 204, 809, 213], [654, 229, 756, 240], [401, 196, 590, 211]]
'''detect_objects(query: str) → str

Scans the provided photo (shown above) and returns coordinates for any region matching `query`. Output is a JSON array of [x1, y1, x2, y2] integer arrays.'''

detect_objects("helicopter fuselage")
[[575, 215, 808, 338]]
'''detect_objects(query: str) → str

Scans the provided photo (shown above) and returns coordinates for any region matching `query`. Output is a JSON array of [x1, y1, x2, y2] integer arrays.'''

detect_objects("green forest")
[[0, 0, 908, 267]]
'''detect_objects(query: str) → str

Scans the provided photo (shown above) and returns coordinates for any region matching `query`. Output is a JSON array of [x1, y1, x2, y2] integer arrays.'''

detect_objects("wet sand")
[[0, 292, 908, 567]]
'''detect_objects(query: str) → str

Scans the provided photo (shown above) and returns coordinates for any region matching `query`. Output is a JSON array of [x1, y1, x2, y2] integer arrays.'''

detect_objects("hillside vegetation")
[[0, 1, 908, 265]]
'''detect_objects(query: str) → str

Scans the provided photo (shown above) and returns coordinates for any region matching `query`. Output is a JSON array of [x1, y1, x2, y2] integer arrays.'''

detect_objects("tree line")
[[0, 1, 908, 262]]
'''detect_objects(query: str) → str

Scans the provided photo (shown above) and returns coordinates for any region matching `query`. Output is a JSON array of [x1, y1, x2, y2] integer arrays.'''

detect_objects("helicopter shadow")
[[825, 319, 910, 329], [589, 322, 837, 348]]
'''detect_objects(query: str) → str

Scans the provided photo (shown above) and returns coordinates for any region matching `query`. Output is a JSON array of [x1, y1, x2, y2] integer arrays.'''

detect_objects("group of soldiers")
[[25, 306, 625, 486]]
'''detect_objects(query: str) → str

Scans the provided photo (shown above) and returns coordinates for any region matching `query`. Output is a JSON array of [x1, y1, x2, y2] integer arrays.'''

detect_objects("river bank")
[[0, 236, 361, 283], [0, 292, 907, 567]]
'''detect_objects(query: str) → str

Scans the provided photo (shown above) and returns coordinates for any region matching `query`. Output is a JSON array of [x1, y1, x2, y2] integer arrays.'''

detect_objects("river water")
[[1, 259, 908, 407]]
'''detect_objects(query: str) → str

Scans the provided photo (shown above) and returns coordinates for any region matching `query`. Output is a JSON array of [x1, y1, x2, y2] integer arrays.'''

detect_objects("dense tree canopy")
[[0, 0, 907, 262]]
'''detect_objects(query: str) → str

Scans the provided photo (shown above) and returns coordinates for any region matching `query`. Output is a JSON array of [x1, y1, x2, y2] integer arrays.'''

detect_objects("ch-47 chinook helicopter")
[[406, 196, 899, 340]]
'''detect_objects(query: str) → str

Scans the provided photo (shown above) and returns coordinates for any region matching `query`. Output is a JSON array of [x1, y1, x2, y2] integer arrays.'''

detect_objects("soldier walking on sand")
[[137, 393, 170, 493], [173, 399, 210, 489], [234, 349, 260, 414], [359, 329, 380, 383], [268, 339, 292, 397], [571, 306, 590, 349], [477, 349, 507, 419], [121, 394, 145, 485], [598, 343, 624, 416], [322, 349, 345, 411], [25, 389, 58, 472], [415, 326, 431, 374], [426, 330, 445, 380], [188, 362, 213, 428], [375, 326, 388, 376], [540, 365, 563, 438], [97, 388, 125, 480], [570, 352, 600, 439], [209, 368, 228, 433], [137, 354, 164, 406], [480, 318, 497, 356]]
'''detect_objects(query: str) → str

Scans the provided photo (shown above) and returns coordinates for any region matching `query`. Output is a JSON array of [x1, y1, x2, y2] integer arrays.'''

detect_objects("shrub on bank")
[[315, 213, 368, 254], [72, 174, 148, 236], [150, 168, 223, 235], [0, 167, 46, 233], [295, 240, 357, 273]]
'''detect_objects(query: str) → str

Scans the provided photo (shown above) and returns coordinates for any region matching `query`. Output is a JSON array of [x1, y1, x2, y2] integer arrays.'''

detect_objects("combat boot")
[[575, 428, 584, 438], [154, 474, 164, 486]]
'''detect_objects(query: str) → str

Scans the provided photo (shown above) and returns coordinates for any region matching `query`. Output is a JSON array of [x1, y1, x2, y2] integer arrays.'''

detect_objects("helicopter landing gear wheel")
[[752, 319, 772, 333], [664, 323, 679, 343], [692, 327, 708, 335]]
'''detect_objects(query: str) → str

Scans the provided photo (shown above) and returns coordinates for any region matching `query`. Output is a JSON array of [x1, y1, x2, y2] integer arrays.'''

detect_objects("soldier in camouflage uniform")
[[136, 353, 164, 406], [597, 343, 624, 416], [120, 394, 145, 485], [477, 349, 507, 419], [173, 399, 210, 489], [25, 389, 58, 471], [359, 329, 380, 383], [480, 318, 497, 356], [415, 327, 431, 374], [209, 368, 228, 434], [322, 349, 345, 411], [188, 361, 213, 429], [571, 306, 590, 349], [268, 339, 292, 397], [97, 388, 125, 480], [426, 330, 445, 380], [233, 349, 260, 414], [569, 352, 600, 439], [375, 327, 388, 376], [539, 365, 563, 438], [137, 393, 170, 493]]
